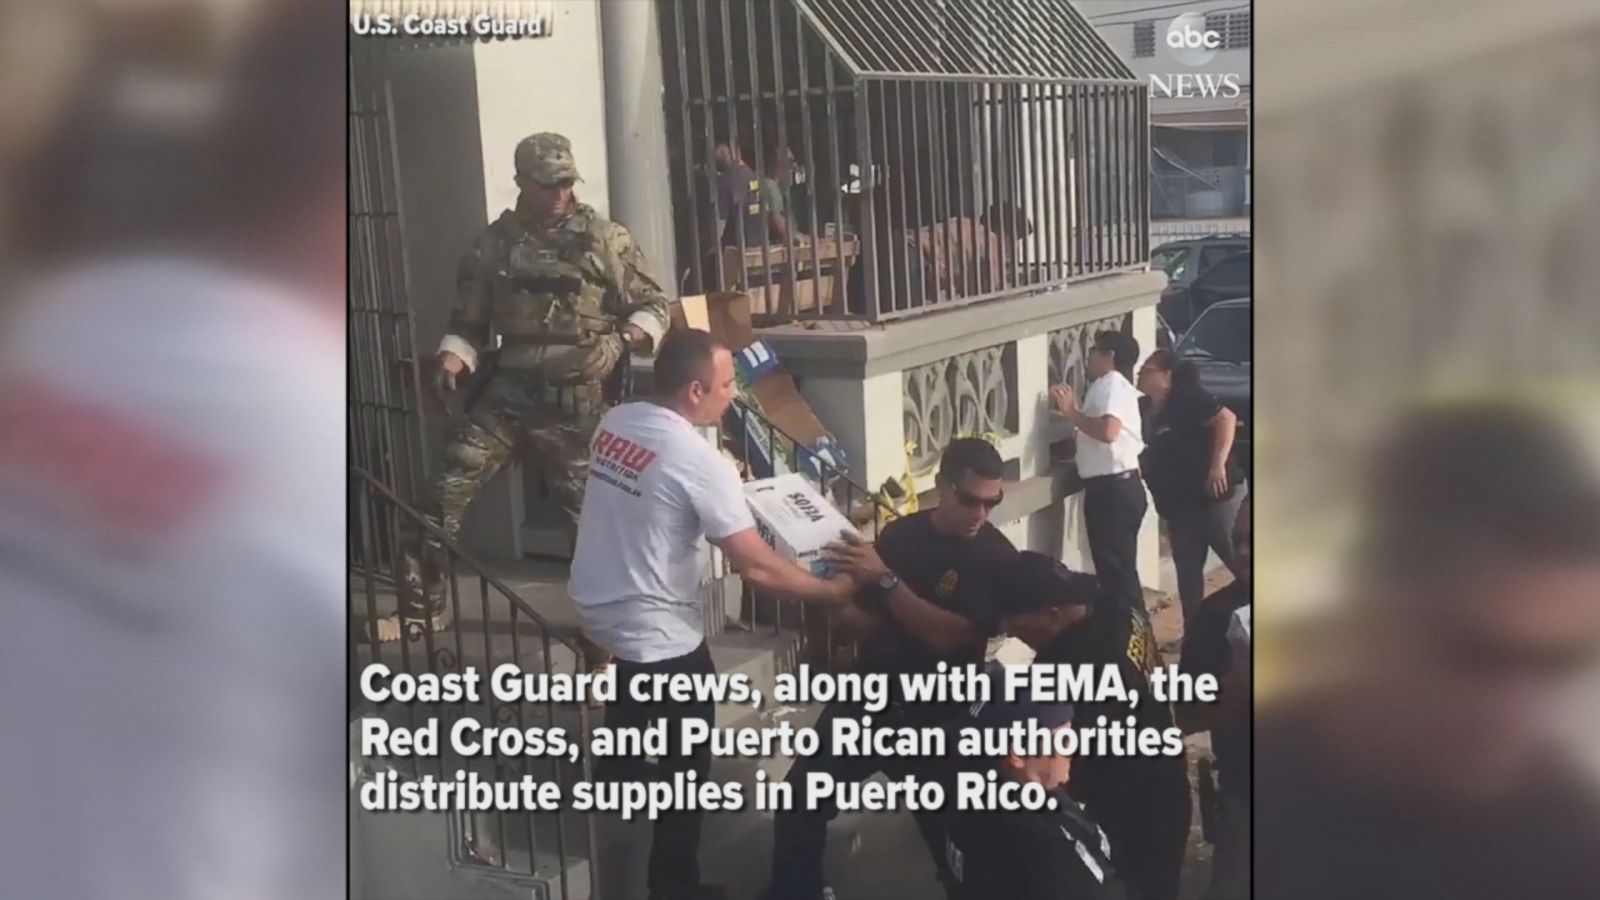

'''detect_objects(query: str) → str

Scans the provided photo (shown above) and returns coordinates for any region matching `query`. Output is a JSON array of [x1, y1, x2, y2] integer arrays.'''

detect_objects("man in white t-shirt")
[[1051, 329, 1148, 615], [569, 328, 858, 900]]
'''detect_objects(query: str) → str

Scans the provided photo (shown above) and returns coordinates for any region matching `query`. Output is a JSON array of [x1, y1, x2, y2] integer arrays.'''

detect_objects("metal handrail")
[[351, 465, 583, 654], [349, 465, 592, 897], [728, 397, 899, 526]]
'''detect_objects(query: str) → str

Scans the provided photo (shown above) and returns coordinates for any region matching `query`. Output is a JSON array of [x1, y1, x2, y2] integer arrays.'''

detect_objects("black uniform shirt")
[[1139, 385, 1242, 518], [1037, 602, 1190, 811], [940, 790, 1128, 900], [857, 510, 1018, 681]]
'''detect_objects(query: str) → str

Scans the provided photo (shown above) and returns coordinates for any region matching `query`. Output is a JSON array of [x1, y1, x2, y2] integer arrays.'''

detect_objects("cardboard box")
[[669, 295, 710, 333], [733, 340, 781, 385], [748, 365, 827, 445], [729, 363, 849, 482], [744, 473, 859, 577], [669, 292, 754, 350], [675, 291, 851, 483]]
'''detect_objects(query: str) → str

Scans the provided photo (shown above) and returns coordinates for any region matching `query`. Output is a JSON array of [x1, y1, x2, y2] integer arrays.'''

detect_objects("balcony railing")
[[658, 0, 1148, 324]]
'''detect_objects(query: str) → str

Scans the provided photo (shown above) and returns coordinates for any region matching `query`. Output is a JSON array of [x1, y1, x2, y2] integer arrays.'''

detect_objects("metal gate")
[[349, 40, 428, 511]]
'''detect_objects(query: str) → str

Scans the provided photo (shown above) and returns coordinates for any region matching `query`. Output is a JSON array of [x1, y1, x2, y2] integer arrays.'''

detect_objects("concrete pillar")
[[600, 0, 679, 298], [1012, 333, 1052, 480]]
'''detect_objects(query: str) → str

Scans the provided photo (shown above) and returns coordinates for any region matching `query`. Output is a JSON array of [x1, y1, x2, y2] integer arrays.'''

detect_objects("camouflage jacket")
[[445, 203, 670, 380]]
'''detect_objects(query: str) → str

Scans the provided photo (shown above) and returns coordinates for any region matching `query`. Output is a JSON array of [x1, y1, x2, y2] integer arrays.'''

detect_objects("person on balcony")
[[758, 141, 802, 245], [909, 202, 1030, 304], [571, 329, 860, 900], [397, 132, 671, 653], [768, 438, 1020, 900], [1051, 330, 1148, 620], [711, 140, 767, 251]]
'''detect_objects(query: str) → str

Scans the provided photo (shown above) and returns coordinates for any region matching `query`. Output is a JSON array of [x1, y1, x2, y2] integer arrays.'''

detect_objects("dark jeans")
[[597, 642, 716, 899], [1167, 483, 1247, 626], [770, 701, 946, 900], [1083, 473, 1148, 615]]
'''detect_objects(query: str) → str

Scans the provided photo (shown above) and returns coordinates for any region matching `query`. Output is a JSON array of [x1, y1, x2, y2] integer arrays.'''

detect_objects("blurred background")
[[0, 1, 344, 899], [1254, 0, 1600, 896], [1254, 0, 1600, 749]]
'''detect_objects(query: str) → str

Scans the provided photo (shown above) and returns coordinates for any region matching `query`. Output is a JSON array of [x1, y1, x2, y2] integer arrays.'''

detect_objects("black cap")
[[995, 551, 1103, 619], [967, 671, 1074, 731]]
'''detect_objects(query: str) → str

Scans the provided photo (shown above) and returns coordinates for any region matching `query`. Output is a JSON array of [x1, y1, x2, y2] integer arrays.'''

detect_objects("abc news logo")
[[1150, 72, 1243, 99], [1150, 12, 1243, 99], [1168, 20, 1221, 51]]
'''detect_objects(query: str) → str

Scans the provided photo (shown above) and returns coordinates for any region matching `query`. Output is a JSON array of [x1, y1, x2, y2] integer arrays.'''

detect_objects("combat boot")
[[371, 540, 453, 643]]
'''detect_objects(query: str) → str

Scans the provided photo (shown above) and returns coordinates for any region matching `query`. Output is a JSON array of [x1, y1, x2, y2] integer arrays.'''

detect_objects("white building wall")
[[473, 0, 612, 219]]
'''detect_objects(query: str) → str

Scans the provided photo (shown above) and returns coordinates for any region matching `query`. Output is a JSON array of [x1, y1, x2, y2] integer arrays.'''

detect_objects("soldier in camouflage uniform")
[[381, 133, 670, 646]]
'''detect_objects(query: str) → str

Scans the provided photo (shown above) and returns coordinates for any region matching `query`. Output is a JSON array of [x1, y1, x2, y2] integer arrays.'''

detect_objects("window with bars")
[[1133, 21, 1156, 58], [1205, 10, 1251, 50], [655, 0, 1148, 324]]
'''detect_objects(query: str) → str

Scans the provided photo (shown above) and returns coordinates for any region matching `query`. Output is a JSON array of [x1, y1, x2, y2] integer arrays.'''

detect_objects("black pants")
[[769, 701, 947, 900], [597, 642, 716, 899], [1083, 473, 1148, 615]]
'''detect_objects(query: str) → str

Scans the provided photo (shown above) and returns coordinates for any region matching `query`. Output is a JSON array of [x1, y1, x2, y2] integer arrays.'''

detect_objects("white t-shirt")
[[568, 401, 756, 663], [1075, 370, 1145, 478], [0, 257, 345, 900]]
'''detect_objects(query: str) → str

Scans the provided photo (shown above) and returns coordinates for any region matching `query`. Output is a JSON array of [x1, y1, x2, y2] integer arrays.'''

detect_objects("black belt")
[[1082, 469, 1140, 484]]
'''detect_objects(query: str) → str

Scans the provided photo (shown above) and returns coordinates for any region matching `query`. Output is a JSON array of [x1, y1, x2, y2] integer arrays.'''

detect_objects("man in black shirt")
[[998, 553, 1191, 900], [767, 438, 1018, 900], [935, 688, 1127, 900], [1177, 496, 1250, 900], [1258, 404, 1600, 900]]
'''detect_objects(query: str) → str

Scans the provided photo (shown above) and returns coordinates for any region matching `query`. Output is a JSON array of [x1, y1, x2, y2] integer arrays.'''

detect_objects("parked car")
[[1158, 248, 1250, 343], [1174, 296, 1251, 472], [1150, 233, 1250, 287]]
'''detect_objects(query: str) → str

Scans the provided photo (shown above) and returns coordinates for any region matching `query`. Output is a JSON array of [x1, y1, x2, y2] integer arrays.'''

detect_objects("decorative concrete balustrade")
[[903, 344, 1015, 473], [760, 270, 1167, 583]]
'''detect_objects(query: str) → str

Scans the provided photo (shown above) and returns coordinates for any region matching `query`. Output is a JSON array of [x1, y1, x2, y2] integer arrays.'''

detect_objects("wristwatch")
[[863, 571, 900, 613]]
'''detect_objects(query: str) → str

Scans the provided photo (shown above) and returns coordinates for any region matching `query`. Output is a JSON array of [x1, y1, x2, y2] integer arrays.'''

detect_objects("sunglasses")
[[953, 485, 1004, 510]]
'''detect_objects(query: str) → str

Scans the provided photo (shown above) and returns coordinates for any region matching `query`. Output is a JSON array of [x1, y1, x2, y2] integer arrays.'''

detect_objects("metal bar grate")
[[802, 0, 1135, 82], [348, 41, 427, 511], [656, 0, 1148, 322]]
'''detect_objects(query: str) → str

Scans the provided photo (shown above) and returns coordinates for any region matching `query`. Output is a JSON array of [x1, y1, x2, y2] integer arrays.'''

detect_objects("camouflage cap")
[[514, 132, 581, 184]]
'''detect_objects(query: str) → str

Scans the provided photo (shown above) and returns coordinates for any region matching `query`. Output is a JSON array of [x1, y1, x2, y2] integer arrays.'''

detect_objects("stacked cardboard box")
[[670, 293, 848, 484]]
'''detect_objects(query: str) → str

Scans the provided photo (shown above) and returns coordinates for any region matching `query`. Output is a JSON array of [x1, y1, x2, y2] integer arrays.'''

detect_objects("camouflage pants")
[[402, 376, 611, 670], [432, 377, 606, 539]]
